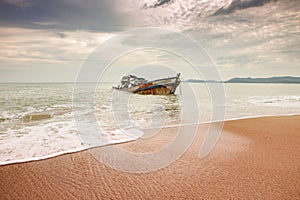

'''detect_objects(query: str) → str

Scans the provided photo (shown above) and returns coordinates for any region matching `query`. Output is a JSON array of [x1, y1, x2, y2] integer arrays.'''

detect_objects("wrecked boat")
[[113, 73, 181, 95]]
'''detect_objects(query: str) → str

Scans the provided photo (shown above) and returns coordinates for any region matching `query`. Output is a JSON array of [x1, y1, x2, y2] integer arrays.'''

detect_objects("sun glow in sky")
[[0, 0, 299, 82]]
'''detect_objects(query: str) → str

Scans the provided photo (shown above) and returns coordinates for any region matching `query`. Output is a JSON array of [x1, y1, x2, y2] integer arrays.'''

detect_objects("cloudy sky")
[[0, 0, 299, 82]]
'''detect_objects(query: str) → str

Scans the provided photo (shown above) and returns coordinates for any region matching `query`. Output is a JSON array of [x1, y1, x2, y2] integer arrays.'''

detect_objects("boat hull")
[[135, 84, 177, 95]]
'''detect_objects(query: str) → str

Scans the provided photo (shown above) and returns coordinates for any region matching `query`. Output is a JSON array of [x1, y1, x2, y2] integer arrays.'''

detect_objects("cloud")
[[0, 0, 128, 31], [0, 0, 299, 81], [0, 27, 115, 68], [0, 0, 33, 8], [143, 0, 173, 9], [0, 26, 116, 82], [212, 0, 277, 16]]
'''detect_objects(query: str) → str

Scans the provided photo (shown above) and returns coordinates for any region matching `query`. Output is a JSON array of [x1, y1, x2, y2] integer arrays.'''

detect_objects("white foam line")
[[212, 113, 300, 123], [1, 113, 299, 166], [0, 138, 140, 166], [141, 113, 300, 129], [0, 147, 85, 166]]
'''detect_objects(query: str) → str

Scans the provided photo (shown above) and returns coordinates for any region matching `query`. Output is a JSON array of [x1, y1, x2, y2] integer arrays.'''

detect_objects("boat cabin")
[[120, 75, 147, 88]]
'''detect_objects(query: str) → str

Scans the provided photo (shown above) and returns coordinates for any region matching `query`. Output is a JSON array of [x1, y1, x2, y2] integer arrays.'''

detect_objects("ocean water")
[[0, 82, 300, 165]]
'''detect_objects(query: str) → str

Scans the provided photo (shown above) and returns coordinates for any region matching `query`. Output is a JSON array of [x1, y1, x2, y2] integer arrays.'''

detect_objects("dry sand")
[[1, 115, 300, 199]]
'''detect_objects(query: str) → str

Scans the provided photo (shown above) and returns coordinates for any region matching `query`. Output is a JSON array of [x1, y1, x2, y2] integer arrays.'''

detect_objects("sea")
[[0, 82, 300, 165]]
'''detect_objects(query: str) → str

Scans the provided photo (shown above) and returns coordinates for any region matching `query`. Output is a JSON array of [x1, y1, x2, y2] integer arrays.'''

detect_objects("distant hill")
[[225, 76, 300, 84], [184, 76, 300, 84]]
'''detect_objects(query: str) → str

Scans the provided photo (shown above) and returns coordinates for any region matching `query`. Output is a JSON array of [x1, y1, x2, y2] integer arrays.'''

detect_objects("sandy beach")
[[1, 115, 299, 199]]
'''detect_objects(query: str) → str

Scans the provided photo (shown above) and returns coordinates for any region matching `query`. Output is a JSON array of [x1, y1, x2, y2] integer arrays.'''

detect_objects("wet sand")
[[1, 115, 300, 199]]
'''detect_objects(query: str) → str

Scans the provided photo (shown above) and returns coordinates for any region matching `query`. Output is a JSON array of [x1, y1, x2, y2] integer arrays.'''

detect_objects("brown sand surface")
[[0, 115, 300, 199]]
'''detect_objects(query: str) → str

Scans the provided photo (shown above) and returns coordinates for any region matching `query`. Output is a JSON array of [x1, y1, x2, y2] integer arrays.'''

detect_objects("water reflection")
[[94, 86, 182, 137]]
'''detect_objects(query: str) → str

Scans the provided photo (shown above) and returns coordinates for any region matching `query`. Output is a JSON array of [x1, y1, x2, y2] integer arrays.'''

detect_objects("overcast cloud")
[[0, 0, 299, 82]]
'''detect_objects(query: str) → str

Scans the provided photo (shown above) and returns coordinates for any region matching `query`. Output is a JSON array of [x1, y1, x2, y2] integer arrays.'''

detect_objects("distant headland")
[[185, 76, 300, 84]]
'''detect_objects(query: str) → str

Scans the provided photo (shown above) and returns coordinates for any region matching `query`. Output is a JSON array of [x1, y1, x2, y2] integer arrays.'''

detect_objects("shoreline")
[[1, 113, 300, 166], [1, 114, 300, 199]]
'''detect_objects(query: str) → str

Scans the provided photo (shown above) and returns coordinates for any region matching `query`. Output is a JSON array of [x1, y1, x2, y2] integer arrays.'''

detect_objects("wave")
[[1, 113, 299, 166], [248, 95, 300, 105], [0, 135, 141, 166]]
